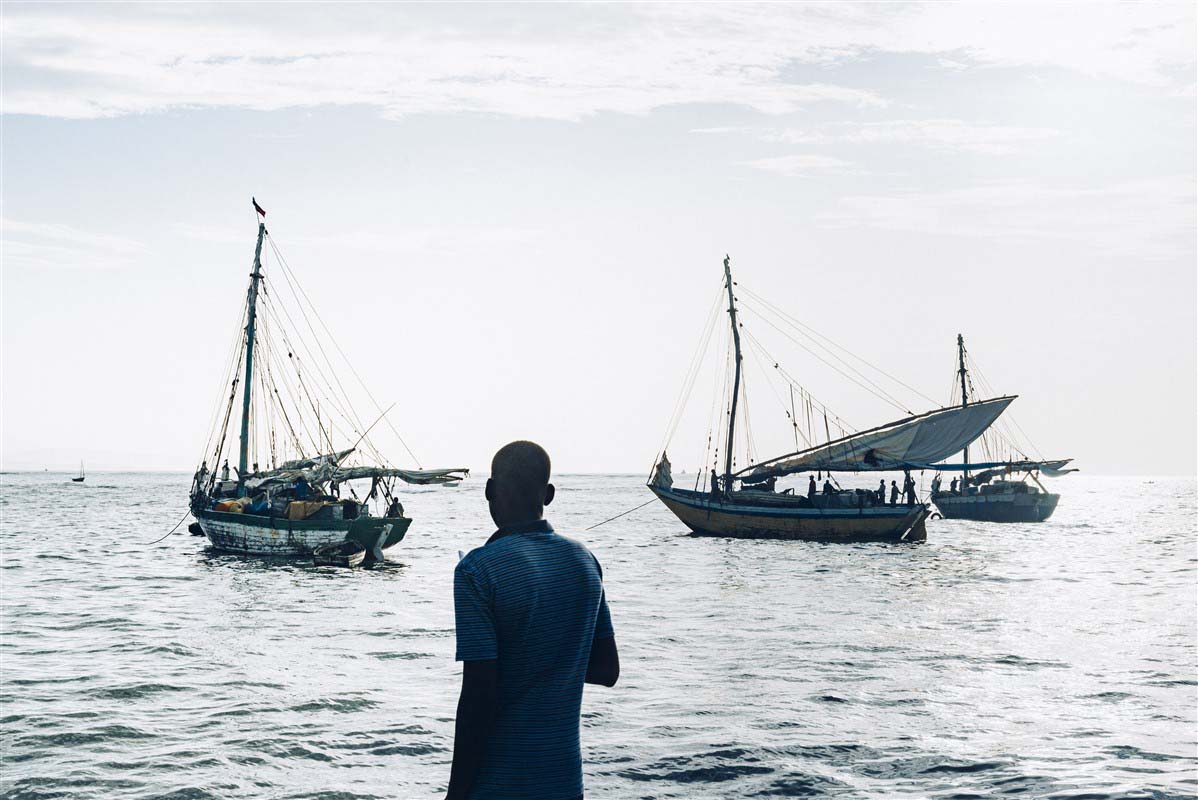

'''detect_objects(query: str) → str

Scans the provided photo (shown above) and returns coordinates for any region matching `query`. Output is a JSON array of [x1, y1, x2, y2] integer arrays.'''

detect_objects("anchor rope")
[[145, 509, 193, 545], [585, 498, 659, 531]]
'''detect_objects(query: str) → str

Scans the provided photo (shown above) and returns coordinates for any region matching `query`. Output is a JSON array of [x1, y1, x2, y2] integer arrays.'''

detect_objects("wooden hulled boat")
[[650, 485, 930, 541], [188, 200, 467, 558], [929, 335, 1075, 523], [649, 256, 1014, 543]]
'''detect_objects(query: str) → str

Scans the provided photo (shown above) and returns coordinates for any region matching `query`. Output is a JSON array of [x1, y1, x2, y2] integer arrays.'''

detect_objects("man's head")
[[486, 440, 554, 527]]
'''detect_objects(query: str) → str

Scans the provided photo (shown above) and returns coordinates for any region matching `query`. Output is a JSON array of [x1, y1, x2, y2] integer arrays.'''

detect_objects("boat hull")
[[195, 509, 411, 556], [933, 492, 1059, 522], [650, 486, 928, 542]]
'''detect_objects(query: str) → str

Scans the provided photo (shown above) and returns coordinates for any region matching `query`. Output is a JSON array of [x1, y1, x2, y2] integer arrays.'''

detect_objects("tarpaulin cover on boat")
[[738, 396, 1015, 478], [246, 465, 469, 491]]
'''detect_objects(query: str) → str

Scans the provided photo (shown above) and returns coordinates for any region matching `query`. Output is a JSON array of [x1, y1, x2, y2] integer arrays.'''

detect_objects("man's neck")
[[487, 518, 552, 544]]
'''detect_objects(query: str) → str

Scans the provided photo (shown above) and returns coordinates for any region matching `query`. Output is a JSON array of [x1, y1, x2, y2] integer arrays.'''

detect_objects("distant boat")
[[930, 335, 1076, 523], [72, 462, 85, 482], [648, 256, 1013, 543], [189, 201, 468, 558]]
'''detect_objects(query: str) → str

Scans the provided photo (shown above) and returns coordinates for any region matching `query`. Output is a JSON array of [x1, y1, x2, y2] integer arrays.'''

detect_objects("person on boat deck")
[[193, 461, 209, 494], [446, 440, 618, 800], [294, 476, 311, 500], [877, 479, 886, 502], [247, 494, 269, 515], [822, 478, 834, 495], [710, 469, 721, 500], [807, 476, 817, 500], [220, 460, 230, 482], [763, 476, 777, 493], [386, 497, 402, 518], [950, 477, 959, 494], [930, 475, 942, 495], [889, 480, 899, 506], [903, 472, 916, 507]]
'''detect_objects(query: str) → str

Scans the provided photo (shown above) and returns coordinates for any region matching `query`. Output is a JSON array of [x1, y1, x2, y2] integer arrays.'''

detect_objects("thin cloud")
[[765, 120, 1062, 155], [814, 177, 1196, 259], [1, 218, 148, 270], [739, 154, 861, 177], [1, 4, 1190, 121]]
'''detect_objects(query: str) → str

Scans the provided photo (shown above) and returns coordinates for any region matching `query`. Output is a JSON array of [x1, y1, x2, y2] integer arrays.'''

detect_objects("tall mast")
[[957, 333, 969, 478], [238, 221, 267, 487], [722, 254, 743, 489]]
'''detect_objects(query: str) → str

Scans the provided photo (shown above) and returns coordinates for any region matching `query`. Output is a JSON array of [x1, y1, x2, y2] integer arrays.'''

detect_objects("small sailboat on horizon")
[[72, 461, 85, 482]]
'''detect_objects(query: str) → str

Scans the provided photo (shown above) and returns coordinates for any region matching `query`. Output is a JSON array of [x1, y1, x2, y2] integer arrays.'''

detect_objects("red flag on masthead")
[[252, 197, 266, 217]]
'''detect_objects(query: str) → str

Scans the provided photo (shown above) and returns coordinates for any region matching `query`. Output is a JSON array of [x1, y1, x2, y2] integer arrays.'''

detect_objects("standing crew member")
[[877, 479, 886, 502], [807, 476, 817, 500], [220, 460, 230, 482], [889, 480, 899, 506], [447, 441, 618, 800]]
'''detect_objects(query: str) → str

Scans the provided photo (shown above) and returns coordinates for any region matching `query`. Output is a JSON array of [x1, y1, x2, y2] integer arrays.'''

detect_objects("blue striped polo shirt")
[[454, 519, 614, 800]]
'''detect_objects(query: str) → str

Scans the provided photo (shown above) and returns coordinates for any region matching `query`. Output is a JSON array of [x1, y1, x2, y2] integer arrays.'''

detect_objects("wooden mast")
[[238, 220, 267, 488], [722, 255, 743, 493], [957, 333, 970, 482]]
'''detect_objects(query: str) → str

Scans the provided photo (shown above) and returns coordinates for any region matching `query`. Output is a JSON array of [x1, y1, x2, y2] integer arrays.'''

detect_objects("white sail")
[[738, 396, 1015, 478]]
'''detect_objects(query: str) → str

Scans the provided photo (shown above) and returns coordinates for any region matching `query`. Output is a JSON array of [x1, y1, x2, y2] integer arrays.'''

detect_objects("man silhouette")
[[447, 441, 619, 800]]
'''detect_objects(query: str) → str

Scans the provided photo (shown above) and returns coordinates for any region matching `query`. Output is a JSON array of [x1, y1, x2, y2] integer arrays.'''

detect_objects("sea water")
[[1, 472, 1195, 799]]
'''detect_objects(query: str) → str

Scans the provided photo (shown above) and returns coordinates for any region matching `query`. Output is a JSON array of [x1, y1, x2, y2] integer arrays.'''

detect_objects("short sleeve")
[[593, 589, 614, 640], [454, 561, 497, 661]]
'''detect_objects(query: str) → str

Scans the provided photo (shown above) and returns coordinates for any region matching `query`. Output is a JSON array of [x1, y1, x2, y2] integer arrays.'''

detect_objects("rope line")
[[585, 498, 659, 531], [145, 509, 193, 545]]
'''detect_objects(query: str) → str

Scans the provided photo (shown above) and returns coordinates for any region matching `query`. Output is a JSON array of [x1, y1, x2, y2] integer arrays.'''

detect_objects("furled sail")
[[926, 458, 1076, 476], [738, 396, 1015, 479], [246, 465, 469, 491]]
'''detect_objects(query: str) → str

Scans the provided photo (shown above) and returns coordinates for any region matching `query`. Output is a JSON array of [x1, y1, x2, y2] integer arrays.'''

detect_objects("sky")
[[1, 2, 1195, 476]]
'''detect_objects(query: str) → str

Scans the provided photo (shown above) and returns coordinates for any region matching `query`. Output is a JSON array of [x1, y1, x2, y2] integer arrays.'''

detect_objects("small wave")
[[368, 650, 434, 660], [813, 694, 849, 703], [93, 682, 186, 700], [291, 697, 379, 713], [16, 723, 154, 748], [920, 759, 1006, 774]]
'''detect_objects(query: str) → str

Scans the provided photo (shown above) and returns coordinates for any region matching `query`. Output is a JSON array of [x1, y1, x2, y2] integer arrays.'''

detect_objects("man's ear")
[[544, 483, 555, 507], [485, 479, 494, 502]]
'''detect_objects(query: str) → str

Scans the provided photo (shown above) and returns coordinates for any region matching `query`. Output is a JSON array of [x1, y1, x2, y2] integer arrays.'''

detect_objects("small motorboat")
[[313, 540, 367, 568]]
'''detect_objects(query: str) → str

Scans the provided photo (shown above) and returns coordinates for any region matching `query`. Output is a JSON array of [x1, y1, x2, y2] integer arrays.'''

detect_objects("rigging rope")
[[736, 284, 939, 408], [738, 301, 914, 415], [266, 236, 425, 469], [585, 498, 659, 531]]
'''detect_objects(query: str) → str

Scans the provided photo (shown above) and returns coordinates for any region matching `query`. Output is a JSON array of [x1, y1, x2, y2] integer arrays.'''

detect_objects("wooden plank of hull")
[[933, 493, 1059, 523], [196, 510, 411, 556], [650, 487, 928, 542]]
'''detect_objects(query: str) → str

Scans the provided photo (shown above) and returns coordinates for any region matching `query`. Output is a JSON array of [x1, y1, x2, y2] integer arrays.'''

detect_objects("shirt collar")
[[487, 518, 553, 544]]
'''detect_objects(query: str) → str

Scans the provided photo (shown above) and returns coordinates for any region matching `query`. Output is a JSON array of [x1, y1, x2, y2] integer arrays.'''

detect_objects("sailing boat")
[[72, 461, 85, 482], [929, 335, 1075, 522], [189, 201, 468, 558], [648, 256, 1014, 542]]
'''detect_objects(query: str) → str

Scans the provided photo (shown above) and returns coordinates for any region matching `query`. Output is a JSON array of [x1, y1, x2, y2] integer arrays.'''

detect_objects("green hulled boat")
[[188, 200, 467, 558]]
